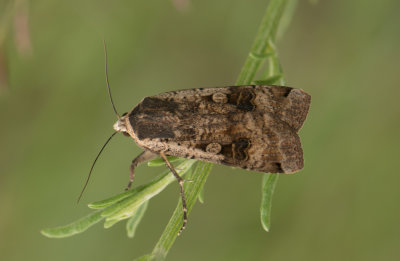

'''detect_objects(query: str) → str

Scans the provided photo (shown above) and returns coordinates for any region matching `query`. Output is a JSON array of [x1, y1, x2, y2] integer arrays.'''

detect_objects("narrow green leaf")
[[260, 174, 279, 232], [104, 216, 122, 228], [88, 189, 138, 209], [126, 200, 149, 238], [197, 186, 205, 204], [185, 165, 204, 203], [101, 160, 196, 227], [183, 165, 193, 181], [148, 156, 181, 167], [41, 210, 104, 238], [101, 185, 147, 218], [151, 162, 213, 260]]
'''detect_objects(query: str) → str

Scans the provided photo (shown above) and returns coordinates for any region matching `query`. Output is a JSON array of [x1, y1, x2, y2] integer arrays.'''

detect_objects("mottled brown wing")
[[128, 85, 311, 174]]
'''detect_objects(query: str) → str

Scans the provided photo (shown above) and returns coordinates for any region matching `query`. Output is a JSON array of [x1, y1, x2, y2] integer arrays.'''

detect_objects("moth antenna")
[[103, 38, 120, 119], [77, 131, 118, 203]]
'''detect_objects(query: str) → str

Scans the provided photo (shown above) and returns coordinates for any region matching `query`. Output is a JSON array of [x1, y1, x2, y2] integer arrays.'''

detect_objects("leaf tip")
[[261, 223, 271, 232], [40, 229, 51, 238]]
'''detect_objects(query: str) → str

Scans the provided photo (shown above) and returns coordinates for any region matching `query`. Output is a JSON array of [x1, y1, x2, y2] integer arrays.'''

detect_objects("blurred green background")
[[1, 0, 400, 260]]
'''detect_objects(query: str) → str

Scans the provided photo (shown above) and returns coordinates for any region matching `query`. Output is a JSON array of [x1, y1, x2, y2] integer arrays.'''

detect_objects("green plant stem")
[[260, 173, 279, 231], [149, 162, 213, 261], [236, 0, 290, 85]]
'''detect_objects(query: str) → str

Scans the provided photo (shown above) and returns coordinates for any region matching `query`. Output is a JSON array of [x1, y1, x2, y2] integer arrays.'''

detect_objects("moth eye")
[[122, 132, 130, 137], [206, 143, 222, 154], [122, 112, 128, 116], [212, 92, 228, 104]]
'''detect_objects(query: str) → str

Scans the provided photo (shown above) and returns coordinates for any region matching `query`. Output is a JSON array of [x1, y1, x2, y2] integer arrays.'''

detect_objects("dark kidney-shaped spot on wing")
[[220, 138, 251, 164], [227, 87, 256, 111], [232, 138, 251, 161]]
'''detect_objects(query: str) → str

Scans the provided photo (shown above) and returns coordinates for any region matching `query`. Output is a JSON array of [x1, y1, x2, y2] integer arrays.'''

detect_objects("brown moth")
[[79, 41, 311, 236], [111, 85, 311, 234]]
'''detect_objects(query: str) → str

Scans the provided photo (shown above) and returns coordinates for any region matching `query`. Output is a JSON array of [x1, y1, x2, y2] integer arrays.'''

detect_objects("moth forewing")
[[113, 85, 311, 234], [122, 85, 310, 173]]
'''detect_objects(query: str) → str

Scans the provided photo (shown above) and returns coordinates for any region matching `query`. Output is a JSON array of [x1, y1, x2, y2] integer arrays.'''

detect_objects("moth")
[[112, 85, 311, 234], [78, 42, 311, 236]]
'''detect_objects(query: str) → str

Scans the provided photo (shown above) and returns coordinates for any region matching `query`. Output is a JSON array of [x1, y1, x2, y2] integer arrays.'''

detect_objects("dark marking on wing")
[[272, 162, 284, 173], [219, 138, 251, 165], [135, 122, 175, 140], [269, 86, 292, 98], [227, 87, 256, 111], [129, 97, 178, 140], [232, 138, 250, 161], [140, 97, 179, 113]]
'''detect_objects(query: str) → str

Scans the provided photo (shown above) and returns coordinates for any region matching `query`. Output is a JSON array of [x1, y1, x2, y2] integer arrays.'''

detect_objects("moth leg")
[[159, 152, 188, 236], [126, 150, 158, 190]]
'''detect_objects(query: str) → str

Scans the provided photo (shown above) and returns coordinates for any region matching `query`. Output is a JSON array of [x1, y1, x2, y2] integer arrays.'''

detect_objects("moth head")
[[113, 112, 130, 136]]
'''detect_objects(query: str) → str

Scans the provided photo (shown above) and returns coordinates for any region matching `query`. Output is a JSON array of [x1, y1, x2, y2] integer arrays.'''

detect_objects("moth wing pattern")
[[126, 85, 311, 174]]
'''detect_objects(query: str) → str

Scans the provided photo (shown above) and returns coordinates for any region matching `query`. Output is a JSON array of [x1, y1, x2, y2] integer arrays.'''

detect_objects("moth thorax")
[[113, 115, 128, 133]]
